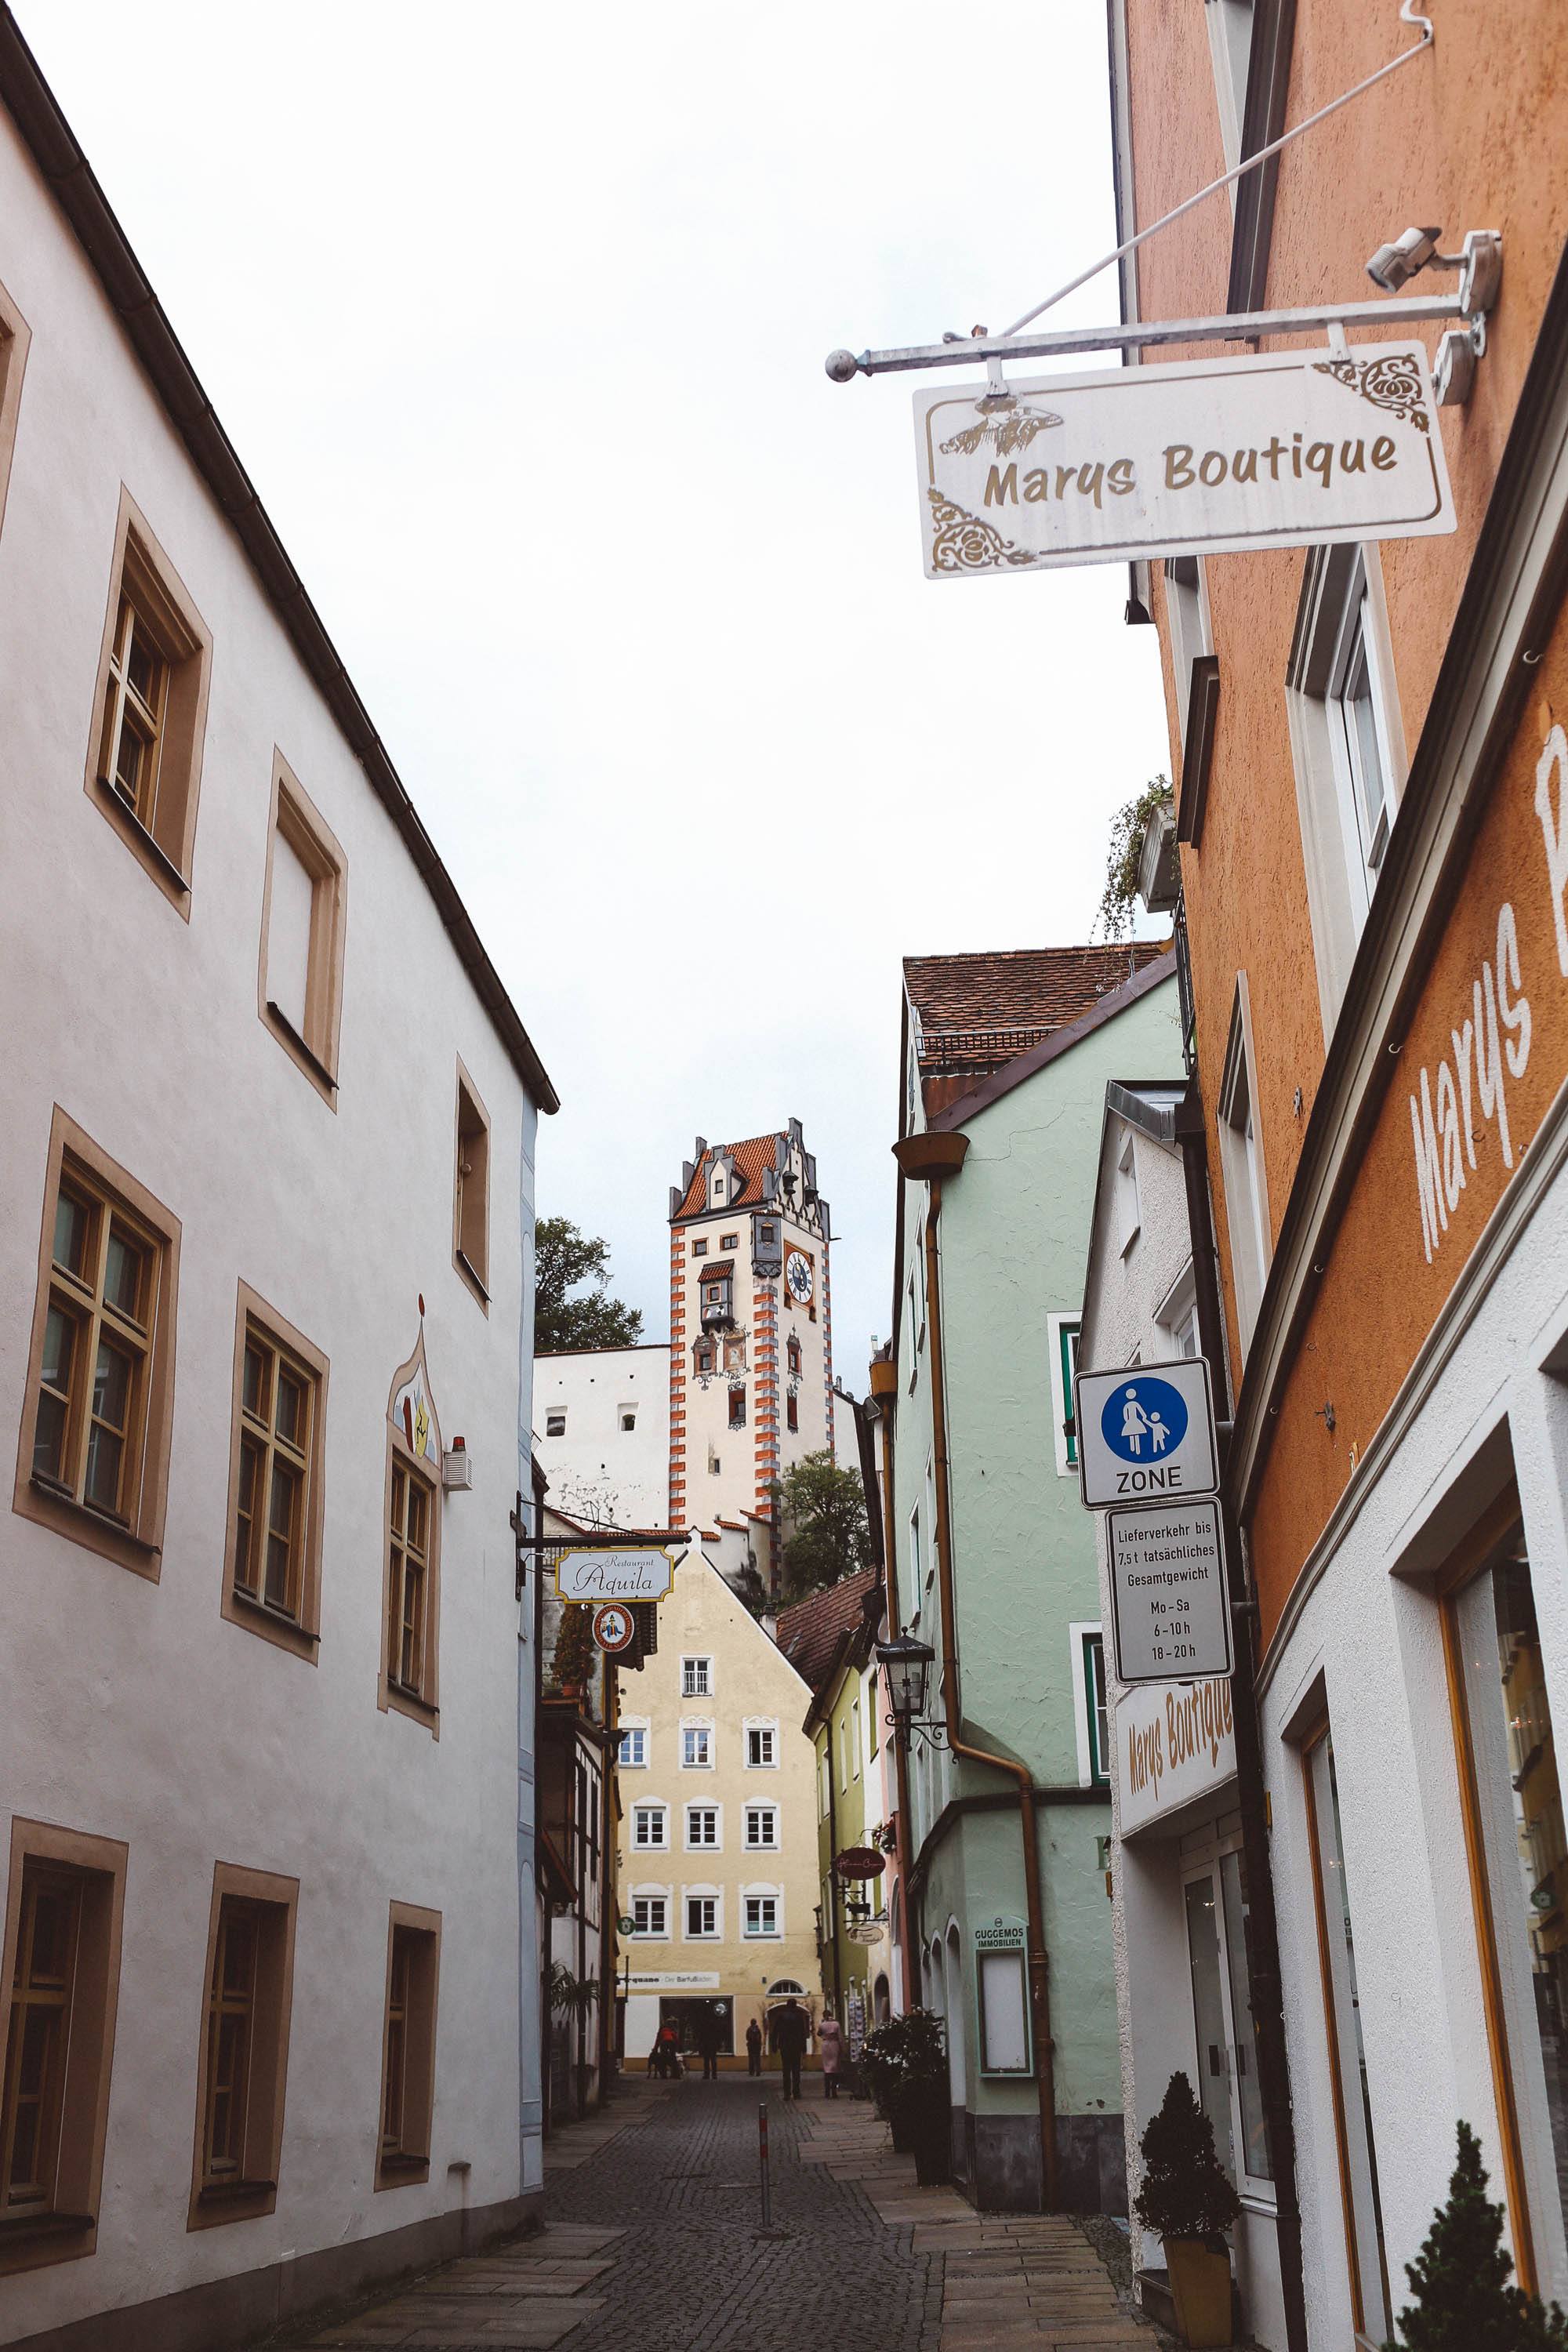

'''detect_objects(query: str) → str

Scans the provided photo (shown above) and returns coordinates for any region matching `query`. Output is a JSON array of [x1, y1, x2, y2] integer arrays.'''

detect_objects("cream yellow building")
[[615, 1549, 819, 2067]]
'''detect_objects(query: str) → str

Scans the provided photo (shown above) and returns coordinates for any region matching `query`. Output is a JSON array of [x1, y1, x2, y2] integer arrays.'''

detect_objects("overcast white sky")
[[25, 1, 1171, 1379]]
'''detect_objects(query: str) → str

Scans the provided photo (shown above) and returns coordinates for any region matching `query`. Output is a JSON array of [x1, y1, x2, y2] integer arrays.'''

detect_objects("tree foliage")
[[1385, 2121, 1568, 2352], [535, 1216, 644, 1353], [775, 1449, 872, 1602], [1133, 2071, 1240, 2250]]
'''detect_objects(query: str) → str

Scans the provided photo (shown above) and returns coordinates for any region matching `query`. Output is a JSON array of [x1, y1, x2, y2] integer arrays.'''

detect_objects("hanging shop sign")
[[1074, 1356, 1218, 1508], [1106, 1497, 1233, 1686], [847, 1922, 884, 1946], [592, 1603, 637, 1653], [914, 343, 1453, 580], [833, 1848, 887, 1880], [554, 1547, 676, 1602]]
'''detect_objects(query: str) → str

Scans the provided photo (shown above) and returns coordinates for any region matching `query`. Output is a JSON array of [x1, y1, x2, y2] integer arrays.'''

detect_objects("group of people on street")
[[645, 1998, 847, 2099]]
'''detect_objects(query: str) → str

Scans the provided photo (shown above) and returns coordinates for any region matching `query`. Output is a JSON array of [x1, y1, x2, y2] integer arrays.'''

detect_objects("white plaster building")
[[1079, 1083, 1283, 2346], [667, 1123, 834, 1595], [0, 33, 554, 2349], [534, 1344, 670, 1530]]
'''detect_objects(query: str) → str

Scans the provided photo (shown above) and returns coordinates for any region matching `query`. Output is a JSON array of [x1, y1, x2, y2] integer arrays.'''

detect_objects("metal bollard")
[[758, 2100, 771, 2230]]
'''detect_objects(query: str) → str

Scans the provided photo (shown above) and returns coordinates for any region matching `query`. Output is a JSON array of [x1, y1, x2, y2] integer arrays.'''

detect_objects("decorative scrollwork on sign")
[[927, 488, 1036, 573], [938, 405, 1064, 458], [1312, 352, 1430, 434]]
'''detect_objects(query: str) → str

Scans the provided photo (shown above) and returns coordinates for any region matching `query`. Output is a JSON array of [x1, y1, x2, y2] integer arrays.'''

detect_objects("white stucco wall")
[[0, 110, 543, 2339], [535, 1345, 670, 1529]]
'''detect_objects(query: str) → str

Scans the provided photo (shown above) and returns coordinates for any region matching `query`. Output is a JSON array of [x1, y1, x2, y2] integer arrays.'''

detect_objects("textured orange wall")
[[1249, 630, 1568, 1648], [1124, 0, 1568, 1479]]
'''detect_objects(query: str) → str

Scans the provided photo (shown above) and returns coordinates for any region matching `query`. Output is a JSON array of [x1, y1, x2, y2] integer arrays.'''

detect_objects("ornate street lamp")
[[874, 1632, 948, 1753]]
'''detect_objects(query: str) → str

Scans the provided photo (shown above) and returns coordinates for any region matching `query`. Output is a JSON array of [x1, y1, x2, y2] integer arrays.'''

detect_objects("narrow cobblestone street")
[[291, 2080, 1159, 2352]]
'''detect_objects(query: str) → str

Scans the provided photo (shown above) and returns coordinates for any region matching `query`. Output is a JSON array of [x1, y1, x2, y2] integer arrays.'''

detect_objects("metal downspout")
[[915, 1156, 1060, 2213], [870, 1359, 919, 2000], [1177, 1093, 1308, 2352]]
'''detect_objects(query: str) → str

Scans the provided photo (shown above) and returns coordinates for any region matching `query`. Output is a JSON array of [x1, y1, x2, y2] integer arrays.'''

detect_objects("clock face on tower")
[[786, 1250, 814, 1304]]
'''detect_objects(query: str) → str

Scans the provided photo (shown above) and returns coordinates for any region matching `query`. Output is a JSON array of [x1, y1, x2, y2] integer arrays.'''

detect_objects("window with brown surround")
[[188, 1865, 297, 2230], [14, 1110, 180, 1580], [258, 754, 347, 1103], [0, 272, 31, 550], [221, 1285, 328, 1661], [0, 1820, 127, 2276], [380, 1338, 443, 1733], [85, 492, 212, 912], [376, 1904, 440, 2190], [452, 1061, 491, 1307]]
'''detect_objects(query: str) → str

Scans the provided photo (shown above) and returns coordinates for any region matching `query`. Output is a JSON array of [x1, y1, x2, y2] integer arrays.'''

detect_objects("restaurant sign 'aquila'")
[[914, 341, 1453, 579]]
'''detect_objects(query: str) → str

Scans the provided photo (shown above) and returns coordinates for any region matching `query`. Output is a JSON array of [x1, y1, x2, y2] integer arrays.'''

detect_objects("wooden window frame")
[[187, 1864, 297, 2230], [376, 1904, 440, 2190], [13, 1109, 180, 1581], [786, 1392, 799, 1433], [257, 753, 347, 1105], [0, 1821, 127, 2277], [0, 272, 31, 552], [452, 1058, 491, 1310], [379, 1338, 443, 1735], [220, 1283, 328, 1663], [83, 490, 212, 914]]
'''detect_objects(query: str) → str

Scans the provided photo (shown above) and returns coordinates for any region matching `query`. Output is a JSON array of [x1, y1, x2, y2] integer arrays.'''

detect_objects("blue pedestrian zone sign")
[[1073, 1355, 1218, 1509], [1100, 1375, 1189, 1466]]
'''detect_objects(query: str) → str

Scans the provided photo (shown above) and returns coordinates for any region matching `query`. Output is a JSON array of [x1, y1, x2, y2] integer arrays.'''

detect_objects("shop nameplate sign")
[[626, 1970, 720, 1990], [974, 1915, 1026, 1952], [554, 1547, 675, 1602], [1075, 1356, 1218, 1508], [1107, 1498, 1233, 1686], [914, 343, 1453, 579], [848, 1922, 883, 1946], [1119, 1675, 1236, 1837]]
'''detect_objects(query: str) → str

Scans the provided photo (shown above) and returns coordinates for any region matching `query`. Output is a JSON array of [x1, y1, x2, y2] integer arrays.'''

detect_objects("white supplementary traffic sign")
[[1074, 1356, 1218, 1508], [914, 343, 1453, 579], [554, 1547, 676, 1603], [1107, 1498, 1234, 1686], [592, 1603, 636, 1654]]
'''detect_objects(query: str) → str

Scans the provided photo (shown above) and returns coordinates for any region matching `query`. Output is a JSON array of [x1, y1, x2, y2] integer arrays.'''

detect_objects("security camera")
[[1366, 226, 1443, 293]]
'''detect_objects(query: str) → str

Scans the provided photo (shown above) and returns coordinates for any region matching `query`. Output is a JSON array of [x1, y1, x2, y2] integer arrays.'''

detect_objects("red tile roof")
[[905, 944, 1168, 1076], [673, 1134, 781, 1221], [775, 1568, 880, 1694]]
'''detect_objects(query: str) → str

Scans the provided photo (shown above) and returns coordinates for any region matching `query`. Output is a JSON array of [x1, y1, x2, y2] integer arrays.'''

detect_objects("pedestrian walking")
[[655, 2020, 681, 2080], [769, 1996, 808, 2100], [818, 2010, 844, 2098], [695, 2001, 724, 2082], [746, 2016, 763, 2078]]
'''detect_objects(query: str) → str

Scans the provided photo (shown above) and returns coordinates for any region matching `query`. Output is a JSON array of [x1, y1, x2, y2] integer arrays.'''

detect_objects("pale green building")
[[884, 943, 1179, 2210]]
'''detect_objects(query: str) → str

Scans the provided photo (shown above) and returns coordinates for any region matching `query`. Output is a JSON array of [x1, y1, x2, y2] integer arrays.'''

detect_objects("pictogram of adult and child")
[[1100, 1374, 1189, 1464]]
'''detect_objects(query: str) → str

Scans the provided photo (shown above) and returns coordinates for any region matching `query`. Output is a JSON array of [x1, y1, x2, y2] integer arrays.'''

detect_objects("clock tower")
[[666, 1119, 833, 1593]]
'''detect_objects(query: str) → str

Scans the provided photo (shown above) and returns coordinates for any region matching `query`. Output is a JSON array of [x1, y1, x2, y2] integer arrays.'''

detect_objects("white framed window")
[[908, 1503, 923, 1598], [1116, 1132, 1141, 1256], [1287, 543, 1407, 1033], [746, 1721, 778, 1769], [684, 1803, 720, 1850], [632, 1803, 667, 1850], [818, 1748, 832, 1819], [1217, 978, 1271, 1352], [682, 1655, 712, 1697], [744, 1893, 781, 1940], [1203, 0, 1254, 175], [545, 1408, 566, 1438], [618, 1724, 648, 1769], [684, 1891, 720, 1940], [1164, 554, 1214, 702], [851, 1697, 862, 1779], [1047, 1312, 1082, 1475], [630, 1893, 668, 1938], [744, 1804, 779, 1850], [1069, 1624, 1110, 1790], [682, 1723, 713, 1770], [1155, 1262, 1201, 1359]]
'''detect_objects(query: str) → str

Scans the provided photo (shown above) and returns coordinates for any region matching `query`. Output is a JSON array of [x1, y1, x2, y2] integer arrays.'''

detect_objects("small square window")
[[618, 1727, 646, 1768], [744, 1806, 778, 1849], [546, 1409, 567, 1438], [619, 1407, 637, 1432], [683, 1726, 713, 1769], [633, 1806, 667, 1850], [683, 1657, 712, 1697], [686, 1896, 718, 1940], [744, 1896, 779, 1939], [632, 1896, 666, 1938], [686, 1806, 720, 1849], [721, 1232, 739, 1249], [746, 1726, 776, 1769], [692, 1239, 708, 1258]]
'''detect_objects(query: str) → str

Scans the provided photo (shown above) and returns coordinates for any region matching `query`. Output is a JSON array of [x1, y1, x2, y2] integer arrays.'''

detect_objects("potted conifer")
[[1134, 2072, 1239, 2348], [1385, 2120, 1568, 2350], [866, 2009, 950, 2180]]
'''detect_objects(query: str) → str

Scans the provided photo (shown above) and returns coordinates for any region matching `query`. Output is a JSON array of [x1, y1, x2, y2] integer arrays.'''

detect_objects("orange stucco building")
[[1108, 0, 1568, 2343]]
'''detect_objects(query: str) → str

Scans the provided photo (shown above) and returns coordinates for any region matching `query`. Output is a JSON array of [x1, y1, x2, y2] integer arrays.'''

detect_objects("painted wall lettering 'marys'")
[[915, 343, 1453, 579]]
